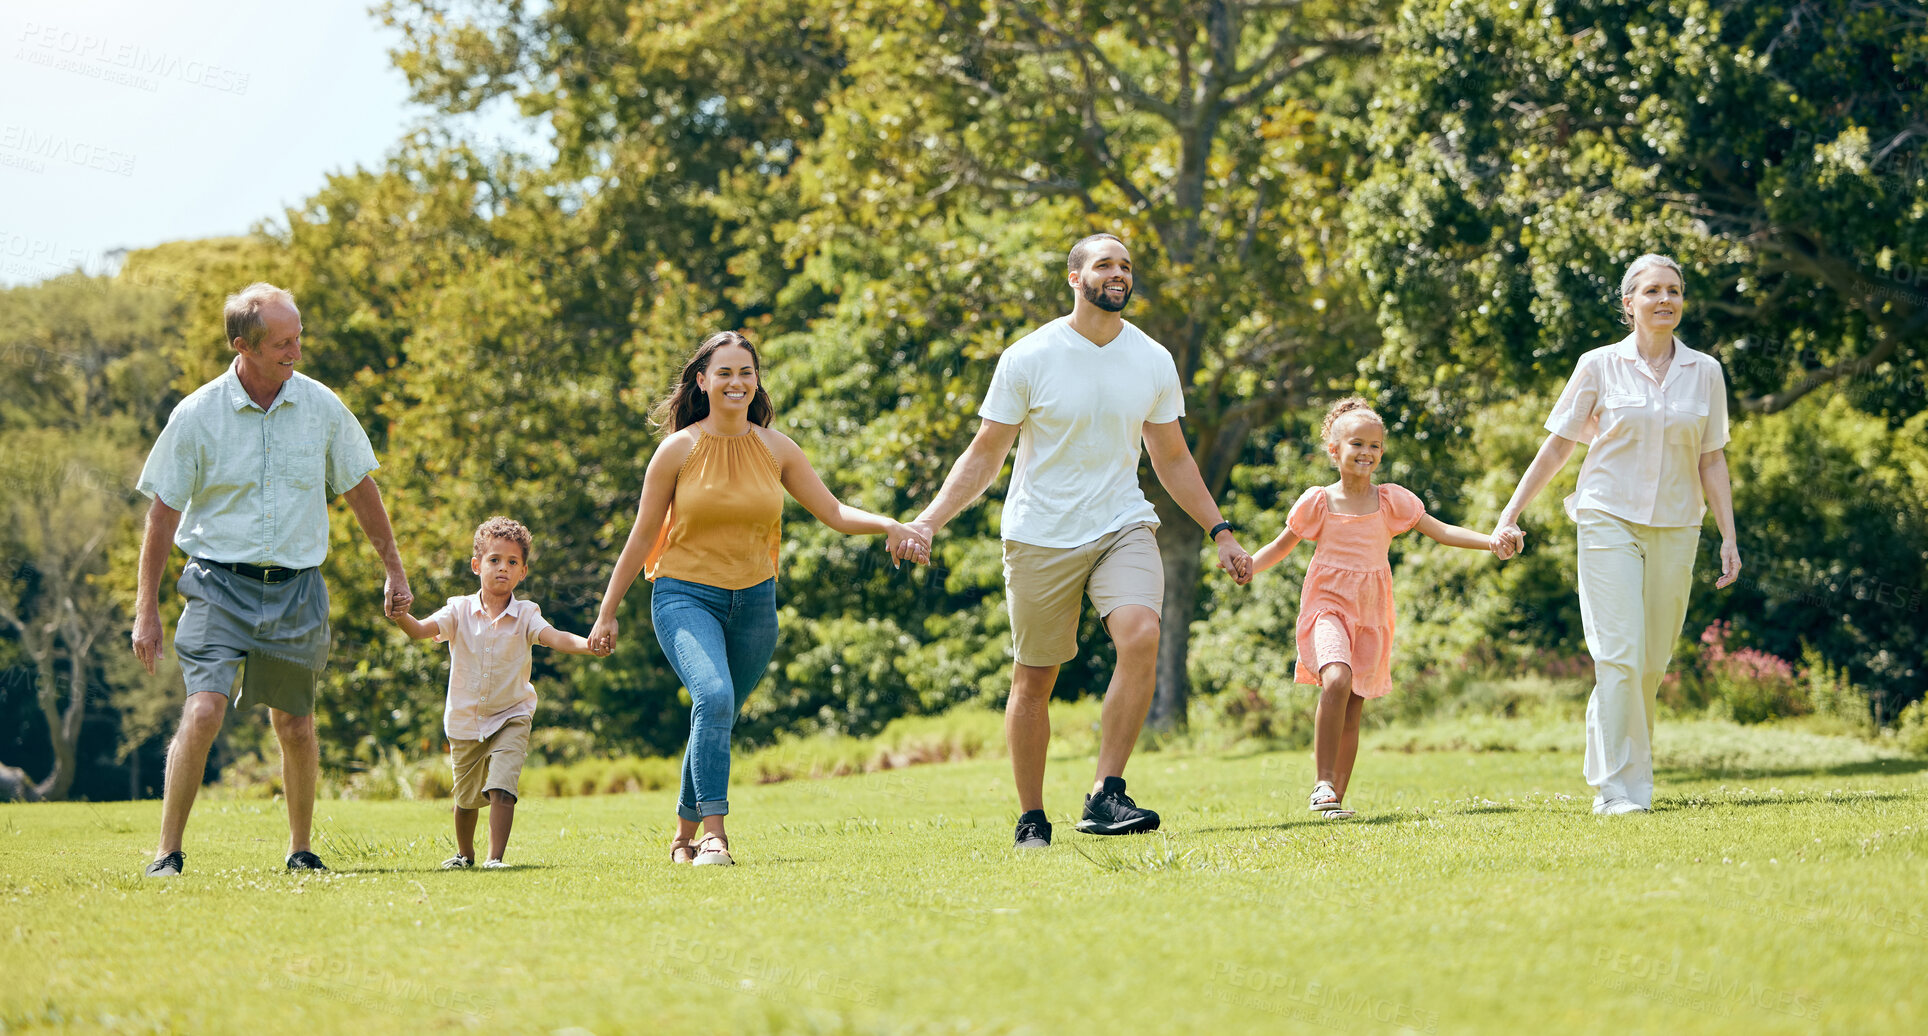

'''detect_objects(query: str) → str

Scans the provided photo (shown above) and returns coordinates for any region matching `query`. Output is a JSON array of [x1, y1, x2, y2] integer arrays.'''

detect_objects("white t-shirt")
[[979, 317, 1185, 547]]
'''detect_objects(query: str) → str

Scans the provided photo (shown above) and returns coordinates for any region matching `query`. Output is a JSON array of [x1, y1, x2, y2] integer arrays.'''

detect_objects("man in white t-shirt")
[[899, 233, 1253, 848]]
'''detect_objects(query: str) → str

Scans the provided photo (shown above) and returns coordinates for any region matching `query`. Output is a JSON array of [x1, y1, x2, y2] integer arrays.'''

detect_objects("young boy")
[[390, 517, 597, 869]]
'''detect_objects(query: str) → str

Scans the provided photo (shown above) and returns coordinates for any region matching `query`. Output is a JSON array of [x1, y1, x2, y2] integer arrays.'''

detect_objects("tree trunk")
[[1149, 508, 1205, 732]]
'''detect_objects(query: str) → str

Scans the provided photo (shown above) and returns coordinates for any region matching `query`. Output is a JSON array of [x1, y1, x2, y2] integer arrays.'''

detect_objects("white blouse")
[[1544, 335, 1731, 527]]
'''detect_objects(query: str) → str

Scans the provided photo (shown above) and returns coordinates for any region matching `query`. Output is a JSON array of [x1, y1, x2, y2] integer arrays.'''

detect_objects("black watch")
[[1208, 521, 1235, 540]]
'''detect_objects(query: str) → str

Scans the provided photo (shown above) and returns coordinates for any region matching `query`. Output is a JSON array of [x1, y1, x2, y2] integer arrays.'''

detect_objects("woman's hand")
[[588, 616, 618, 656], [1716, 538, 1742, 589], [885, 520, 931, 567], [1490, 520, 1525, 559]]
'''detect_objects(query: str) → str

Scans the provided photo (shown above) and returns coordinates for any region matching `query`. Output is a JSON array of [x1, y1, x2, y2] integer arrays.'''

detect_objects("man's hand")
[[884, 520, 931, 567], [589, 616, 618, 656], [131, 606, 164, 675], [383, 568, 413, 618], [1215, 533, 1253, 586], [892, 517, 938, 565]]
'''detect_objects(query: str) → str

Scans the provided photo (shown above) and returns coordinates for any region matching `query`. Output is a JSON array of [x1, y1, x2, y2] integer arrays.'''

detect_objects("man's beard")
[[1082, 278, 1131, 312]]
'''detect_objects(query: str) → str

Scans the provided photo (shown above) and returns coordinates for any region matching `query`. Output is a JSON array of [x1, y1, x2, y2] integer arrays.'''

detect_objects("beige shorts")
[[1002, 523, 1164, 667], [449, 715, 532, 809]]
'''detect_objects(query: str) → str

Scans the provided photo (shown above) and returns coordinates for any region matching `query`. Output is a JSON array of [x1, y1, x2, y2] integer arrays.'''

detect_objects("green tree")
[[1348, 0, 1927, 423]]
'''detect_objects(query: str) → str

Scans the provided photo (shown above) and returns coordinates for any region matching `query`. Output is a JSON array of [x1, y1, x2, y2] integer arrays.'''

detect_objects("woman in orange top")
[[590, 331, 927, 865], [1250, 398, 1510, 819]]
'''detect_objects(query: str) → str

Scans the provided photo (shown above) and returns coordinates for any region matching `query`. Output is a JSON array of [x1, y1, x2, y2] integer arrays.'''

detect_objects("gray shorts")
[[173, 559, 331, 716]]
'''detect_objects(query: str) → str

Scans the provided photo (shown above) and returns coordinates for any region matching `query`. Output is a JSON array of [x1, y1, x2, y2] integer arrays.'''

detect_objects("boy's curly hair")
[[473, 516, 532, 562], [1320, 396, 1384, 444]]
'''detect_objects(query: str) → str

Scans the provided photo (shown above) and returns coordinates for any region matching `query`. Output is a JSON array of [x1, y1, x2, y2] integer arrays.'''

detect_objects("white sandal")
[[1309, 780, 1343, 812], [693, 834, 734, 867]]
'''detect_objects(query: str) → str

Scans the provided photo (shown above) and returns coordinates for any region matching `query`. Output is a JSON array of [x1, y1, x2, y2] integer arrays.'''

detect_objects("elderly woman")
[[1492, 254, 1741, 815]]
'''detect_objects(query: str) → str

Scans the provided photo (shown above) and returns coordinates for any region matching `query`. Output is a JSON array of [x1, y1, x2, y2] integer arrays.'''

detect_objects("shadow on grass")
[[1660, 758, 1928, 780], [334, 863, 560, 874], [1192, 813, 1423, 835], [1661, 790, 1923, 810]]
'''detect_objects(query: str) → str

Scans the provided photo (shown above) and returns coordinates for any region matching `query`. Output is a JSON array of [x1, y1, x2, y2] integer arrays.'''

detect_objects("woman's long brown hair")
[[649, 330, 775, 432]]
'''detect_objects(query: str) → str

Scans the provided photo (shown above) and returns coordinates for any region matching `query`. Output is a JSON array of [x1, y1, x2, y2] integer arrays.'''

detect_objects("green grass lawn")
[[3, 722, 1924, 1035]]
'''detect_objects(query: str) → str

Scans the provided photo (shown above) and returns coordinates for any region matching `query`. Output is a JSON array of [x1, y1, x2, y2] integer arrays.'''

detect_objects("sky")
[[0, 0, 542, 286]]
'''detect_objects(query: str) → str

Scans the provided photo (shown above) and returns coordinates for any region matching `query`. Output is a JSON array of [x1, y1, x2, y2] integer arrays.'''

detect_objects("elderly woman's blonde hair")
[[223, 282, 297, 350]]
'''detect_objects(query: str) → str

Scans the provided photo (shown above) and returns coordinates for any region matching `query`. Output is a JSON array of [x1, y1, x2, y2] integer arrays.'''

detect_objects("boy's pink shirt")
[[426, 593, 551, 741]]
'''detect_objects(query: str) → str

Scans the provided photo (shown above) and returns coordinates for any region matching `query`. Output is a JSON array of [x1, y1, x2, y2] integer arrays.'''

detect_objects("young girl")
[[1252, 398, 1510, 818]]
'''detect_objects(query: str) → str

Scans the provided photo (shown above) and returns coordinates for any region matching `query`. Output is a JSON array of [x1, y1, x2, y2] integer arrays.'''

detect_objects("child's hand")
[[1490, 533, 1517, 560]]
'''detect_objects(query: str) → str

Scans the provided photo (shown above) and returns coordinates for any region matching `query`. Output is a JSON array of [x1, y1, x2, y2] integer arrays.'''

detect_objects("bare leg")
[[1313, 663, 1354, 788], [270, 708, 319, 855], [454, 805, 479, 859], [1333, 693, 1366, 800], [485, 790, 515, 862], [154, 692, 228, 858], [1007, 662, 1059, 813], [1092, 605, 1160, 794]]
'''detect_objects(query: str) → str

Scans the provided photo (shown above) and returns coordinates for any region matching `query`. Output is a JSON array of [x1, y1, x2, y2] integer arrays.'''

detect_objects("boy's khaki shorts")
[[449, 715, 532, 809], [1002, 522, 1164, 667]]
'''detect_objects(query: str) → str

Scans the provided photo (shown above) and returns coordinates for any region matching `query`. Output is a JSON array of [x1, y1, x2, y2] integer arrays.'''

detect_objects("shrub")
[[1894, 700, 1928, 757], [1699, 621, 1808, 725]]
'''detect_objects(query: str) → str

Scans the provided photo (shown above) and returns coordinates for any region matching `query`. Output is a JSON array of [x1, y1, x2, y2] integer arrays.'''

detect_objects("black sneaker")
[[1014, 810, 1052, 849], [286, 850, 328, 872], [1077, 777, 1160, 835], [144, 850, 185, 878]]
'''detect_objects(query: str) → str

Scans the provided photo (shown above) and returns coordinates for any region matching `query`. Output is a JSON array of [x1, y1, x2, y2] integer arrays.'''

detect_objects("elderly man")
[[131, 282, 412, 877]]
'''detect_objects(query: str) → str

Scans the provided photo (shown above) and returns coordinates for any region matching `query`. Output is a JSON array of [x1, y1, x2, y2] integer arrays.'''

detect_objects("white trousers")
[[1575, 509, 1700, 809]]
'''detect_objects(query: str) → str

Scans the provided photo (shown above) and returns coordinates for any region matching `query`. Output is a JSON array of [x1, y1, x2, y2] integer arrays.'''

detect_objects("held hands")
[[884, 520, 932, 567], [1490, 521, 1525, 561], [1214, 534, 1253, 585], [1716, 538, 1743, 589], [588, 616, 618, 657], [383, 568, 414, 619], [888, 517, 935, 567]]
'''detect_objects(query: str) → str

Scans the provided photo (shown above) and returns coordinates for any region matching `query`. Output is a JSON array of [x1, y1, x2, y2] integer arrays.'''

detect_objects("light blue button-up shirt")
[[136, 361, 380, 569]]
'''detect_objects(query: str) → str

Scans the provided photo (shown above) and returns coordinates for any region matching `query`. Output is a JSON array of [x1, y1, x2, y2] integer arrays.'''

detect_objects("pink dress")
[[1289, 483, 1427, 698]]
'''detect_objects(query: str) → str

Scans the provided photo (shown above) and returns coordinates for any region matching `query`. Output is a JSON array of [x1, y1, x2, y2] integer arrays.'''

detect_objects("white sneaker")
[[482, 858, 512, 869], [1600, 800, 1652, 816]]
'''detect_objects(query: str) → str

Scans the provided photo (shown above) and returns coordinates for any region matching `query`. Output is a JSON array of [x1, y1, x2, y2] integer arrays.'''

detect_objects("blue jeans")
[[650, 577, 779, 821]]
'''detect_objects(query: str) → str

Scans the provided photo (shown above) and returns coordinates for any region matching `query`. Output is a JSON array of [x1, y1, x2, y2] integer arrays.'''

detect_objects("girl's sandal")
[[693, 834, 735, 867], [1309, 780, 1344, 812], [1322, 806, 1356, 820], [670, 838, 697, 865]]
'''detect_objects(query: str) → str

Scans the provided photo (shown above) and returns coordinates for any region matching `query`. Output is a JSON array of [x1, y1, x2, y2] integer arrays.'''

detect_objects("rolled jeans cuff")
[[676, 799, 730, 822]]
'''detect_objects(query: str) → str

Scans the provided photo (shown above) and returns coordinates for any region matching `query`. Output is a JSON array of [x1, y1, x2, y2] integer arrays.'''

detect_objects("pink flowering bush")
[[1696, 621, 1810, 724]]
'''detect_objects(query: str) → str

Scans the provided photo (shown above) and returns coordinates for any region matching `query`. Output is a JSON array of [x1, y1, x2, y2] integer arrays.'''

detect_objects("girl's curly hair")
[[1320, 396, 1383, 444]]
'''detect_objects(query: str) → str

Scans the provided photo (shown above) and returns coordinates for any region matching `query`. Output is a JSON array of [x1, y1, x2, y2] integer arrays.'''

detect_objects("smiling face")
[[1325, 411, 1385, 477], [1623, 265, 1685, 333], [235, 300, 302, 385], [1070, 238, 1134, 313], [470, 536, 528, 598], [694, 343, 759, 419]]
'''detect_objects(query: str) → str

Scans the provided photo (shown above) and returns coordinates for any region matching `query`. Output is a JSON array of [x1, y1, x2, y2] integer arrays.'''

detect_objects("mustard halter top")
[[644, 427, 784, 589]]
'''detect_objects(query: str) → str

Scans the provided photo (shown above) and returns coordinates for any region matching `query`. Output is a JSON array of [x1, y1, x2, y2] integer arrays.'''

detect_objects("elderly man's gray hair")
[[224, 282, 297, 350]]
